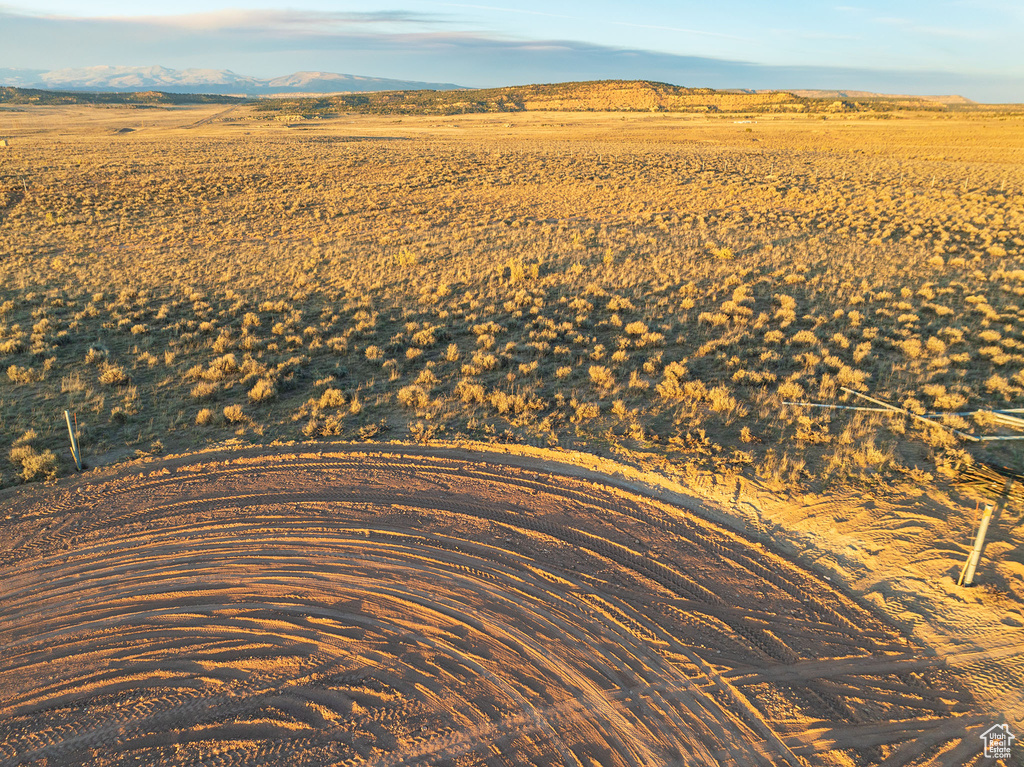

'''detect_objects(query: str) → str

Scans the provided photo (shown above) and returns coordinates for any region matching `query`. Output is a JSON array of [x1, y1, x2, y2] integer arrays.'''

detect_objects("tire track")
[[0, 447, 988, 766]]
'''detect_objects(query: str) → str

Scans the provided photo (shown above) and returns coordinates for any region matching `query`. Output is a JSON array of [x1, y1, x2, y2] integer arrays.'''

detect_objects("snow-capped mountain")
[[0, 66, 465, 94]]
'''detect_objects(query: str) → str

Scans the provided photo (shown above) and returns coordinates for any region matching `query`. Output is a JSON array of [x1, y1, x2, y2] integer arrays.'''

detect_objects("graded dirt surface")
[[0, 446, 1008, 766]]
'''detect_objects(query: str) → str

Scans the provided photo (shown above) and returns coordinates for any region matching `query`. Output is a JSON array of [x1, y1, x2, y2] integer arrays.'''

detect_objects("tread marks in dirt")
[[0, 450, 988, 766]]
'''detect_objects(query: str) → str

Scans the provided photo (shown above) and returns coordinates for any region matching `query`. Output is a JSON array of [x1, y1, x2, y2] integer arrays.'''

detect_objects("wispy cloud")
[[3, 6, 454, 32], [437, 3, 576, 21], [771, 29, 860, 41], [611, 21, 746, 42], [944, 0, 1024, 20], [439, 3, 744, 41], [872, 15, 990, 41], [147, 9, 451, 32]]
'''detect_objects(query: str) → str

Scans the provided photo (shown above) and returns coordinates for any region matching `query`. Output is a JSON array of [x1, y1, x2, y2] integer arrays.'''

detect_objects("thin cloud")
[[786, 31, 860, 41], [611, 21, 747, 42], [944, 0, 1024, 19], [440, 3, 745, 42], [5, 7, 453, 31], [437, 3, 578, 22], [872, 15, 991, 41], [161, 10, 452, 31], [913, 26, 989, 40]]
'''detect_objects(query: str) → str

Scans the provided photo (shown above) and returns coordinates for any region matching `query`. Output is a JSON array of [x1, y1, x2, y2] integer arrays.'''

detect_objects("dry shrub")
[[195, 408, 214, 426], [470, 351, 498, 371], [572, 401, 600, 423], [318, 388, 346, 408], [626, 370, 649, 390], [7, 365, 44, 384], [490, 390, 515, 414], [589, 365, 615, 391], [212, 331, 234, 353], [411, 326, 438, 347], [248, 377, 278, 403], [698, 312, 730, 327], [985, 374, 1013, 399], [898, 338, 922, 359], [0, 338, 24, 355], [655, 361, 689, 400], [223, 404, 246, 423], [636, 331, 665, 348], [190, 381, 219, 399], [9, 444, 58, 482], [416, 368, 440, 388], [397, 384, 430, 409], [777, 380, 805, 400], [97, 363, 129, 385], [608, 296, 635, 312], [455, 380, 486, 404], [836, 365, 870, 391], [204, 354, 239, 381], [708, 385, 744, 416]]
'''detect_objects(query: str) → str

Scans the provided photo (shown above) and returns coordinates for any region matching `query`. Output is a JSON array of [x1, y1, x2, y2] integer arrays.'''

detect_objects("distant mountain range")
[[0, 66, 466, 95]]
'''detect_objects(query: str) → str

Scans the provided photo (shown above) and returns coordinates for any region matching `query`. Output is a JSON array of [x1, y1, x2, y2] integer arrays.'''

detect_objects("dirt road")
[[0, 446, 1001, 765]]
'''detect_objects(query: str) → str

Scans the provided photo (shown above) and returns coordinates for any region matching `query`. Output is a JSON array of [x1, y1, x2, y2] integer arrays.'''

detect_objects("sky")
[[1, 1, 1022, 101]]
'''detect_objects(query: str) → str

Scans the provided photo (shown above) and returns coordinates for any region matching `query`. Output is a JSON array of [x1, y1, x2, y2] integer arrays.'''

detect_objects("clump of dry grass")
[[8, 430, 58, 482]]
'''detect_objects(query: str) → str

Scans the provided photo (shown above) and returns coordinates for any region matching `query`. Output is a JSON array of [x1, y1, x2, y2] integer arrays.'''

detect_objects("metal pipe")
[[839, 387, 979, 442], [65, 409, 82, 471], [782, 401, 892, 413], [959, 503, 994, 586]]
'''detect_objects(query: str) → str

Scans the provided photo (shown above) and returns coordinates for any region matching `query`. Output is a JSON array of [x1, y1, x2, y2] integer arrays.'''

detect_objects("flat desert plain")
[[0, 102, 1023, 765]]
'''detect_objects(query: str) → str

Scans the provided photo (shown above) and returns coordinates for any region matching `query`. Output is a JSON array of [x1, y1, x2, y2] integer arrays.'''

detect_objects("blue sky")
[[2, 1, 1022, 101]]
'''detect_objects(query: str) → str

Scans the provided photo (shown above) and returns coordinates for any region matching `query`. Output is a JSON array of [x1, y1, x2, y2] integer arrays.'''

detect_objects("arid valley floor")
[[1, 100, 1023, 765]]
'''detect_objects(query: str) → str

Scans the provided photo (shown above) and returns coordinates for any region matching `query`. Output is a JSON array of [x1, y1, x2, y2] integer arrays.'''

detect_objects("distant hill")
[[252, 79, 981, 117], [0, 78, 992, 115], [779, 89, 975, 106], [0, 86, 242, 106], [0, 66, 466, 95]]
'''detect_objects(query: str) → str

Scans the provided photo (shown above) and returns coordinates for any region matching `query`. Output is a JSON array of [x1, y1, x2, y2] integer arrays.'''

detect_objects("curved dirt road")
[[0, 447, 991, 766]]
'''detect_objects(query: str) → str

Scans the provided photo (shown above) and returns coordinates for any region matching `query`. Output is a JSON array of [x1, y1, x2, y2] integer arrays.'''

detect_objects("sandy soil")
[[1, 445, 1016, 766]]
